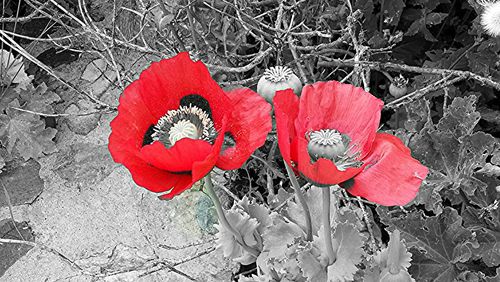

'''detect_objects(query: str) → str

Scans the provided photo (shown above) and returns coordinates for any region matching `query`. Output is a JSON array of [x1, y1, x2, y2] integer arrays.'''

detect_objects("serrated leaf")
[[286, 187, 337, 236], [259, 213, 304, 280], [315, 223, 364, 282], [297, 244, 327, 282], [215, 209, 260, 265], [18, 83, 60, 113], [377, 207, 474, 281], [408, 97, 498, 212], [262, 213, 304, 258], [0, 100, 57, 160], [238, 273, 274, 282], [375, 229, 412, 271], [238, 196, 272, 235]]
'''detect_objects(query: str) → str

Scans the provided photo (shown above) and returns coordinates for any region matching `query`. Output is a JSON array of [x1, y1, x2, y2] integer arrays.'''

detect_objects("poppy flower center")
[[307, 129, 363, 171], [263, 66, 294, 83], [151, 104, 217, 147]]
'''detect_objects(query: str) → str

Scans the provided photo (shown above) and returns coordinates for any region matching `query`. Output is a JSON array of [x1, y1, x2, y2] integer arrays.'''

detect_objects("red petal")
[[273, 89, 300, 167], [348, 133, 429, 206], [110, 141, 192, 194], [137, 52, 231, 127], [296, 136, 362, 185], [216, 88, 272, 170], [140, 139, 214, 173], [109, 80, 156, 157], [159, 117, 228, 199], [296, 81, 383, 159]]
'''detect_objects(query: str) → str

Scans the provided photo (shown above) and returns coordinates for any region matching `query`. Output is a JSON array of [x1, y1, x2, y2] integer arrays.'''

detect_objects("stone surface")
[[0, 113, 236, 281]]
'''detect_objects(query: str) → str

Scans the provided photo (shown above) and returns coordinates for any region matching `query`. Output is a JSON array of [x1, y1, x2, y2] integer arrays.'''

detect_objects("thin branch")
[[318, 58, 500, 91]]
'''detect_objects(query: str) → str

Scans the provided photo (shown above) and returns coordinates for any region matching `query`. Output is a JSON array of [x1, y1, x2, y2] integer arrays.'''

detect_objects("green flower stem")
[[203, 173, 259, 258], [284, 161, 313, 241], [322, 186, 336, 265]]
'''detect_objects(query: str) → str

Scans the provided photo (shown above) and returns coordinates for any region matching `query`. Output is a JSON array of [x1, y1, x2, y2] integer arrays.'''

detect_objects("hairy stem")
[[322, 186, 336, 265], [203, 173, 259, 257], [284, 161, 312, 241]]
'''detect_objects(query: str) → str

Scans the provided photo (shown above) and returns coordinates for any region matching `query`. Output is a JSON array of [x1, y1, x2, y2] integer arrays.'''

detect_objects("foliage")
[[1, 0, 500, 280]]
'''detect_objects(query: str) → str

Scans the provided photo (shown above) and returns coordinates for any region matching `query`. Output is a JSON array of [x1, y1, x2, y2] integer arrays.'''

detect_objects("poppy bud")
[[389, 74, 408, 98], [257, 66, 302, 103]]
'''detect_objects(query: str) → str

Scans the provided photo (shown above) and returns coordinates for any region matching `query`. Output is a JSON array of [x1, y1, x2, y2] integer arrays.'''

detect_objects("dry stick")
[[284, 161, 312, 241], [387, 74, 463, 108], [322, 186, 336, 265], [282, 14, 308, 83], [10, 107, 113, 117], [355, 196, 377, 253], [0, 238, 86, 273], [317, 59, 500, 92], [0, 0, 50, 23], [203, 174, 259, 258], [206, 47, 273, 73]]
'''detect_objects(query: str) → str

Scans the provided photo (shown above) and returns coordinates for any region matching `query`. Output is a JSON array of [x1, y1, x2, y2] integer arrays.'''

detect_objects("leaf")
[[313, 223, 364, 282], [0, 100, 57, 161], [258, 213, 304, 280], [405, 10, 447, 41], [408, 96, 498, 211], [285, 187, 337, 236], [262, 213, 304, 258], [378, 207, 475, 281], [0, 159, 44, 207], [297, 243, 327, 282], [375, 230, 413, 272], [18, 83, 60, 113], [382, 0, 405, 26], [0, 49, 32, 89], [215, 209, 260, 265], [238, 196, 272, 235]]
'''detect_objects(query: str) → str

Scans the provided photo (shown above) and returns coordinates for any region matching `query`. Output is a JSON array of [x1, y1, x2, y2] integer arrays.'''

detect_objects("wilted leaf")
[[0, 220, 35, 277], [0, 49, 32, 89], [0, 100, 57, 161], [0, 159, 43, 207]]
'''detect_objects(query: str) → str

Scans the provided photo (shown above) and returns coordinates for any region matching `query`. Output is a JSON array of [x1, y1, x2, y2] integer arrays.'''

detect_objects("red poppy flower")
[[109, 52, 272, 199], [273, 81, 428, 206]]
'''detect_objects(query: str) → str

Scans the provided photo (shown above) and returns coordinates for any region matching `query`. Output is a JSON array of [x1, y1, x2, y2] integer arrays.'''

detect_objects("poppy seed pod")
[[257, 66, 302, 103], [389, 75, 408, 98]]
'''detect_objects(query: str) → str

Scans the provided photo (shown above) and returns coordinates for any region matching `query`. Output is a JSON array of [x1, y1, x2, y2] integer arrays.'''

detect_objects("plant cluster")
[[0, 0, 499, 281]]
